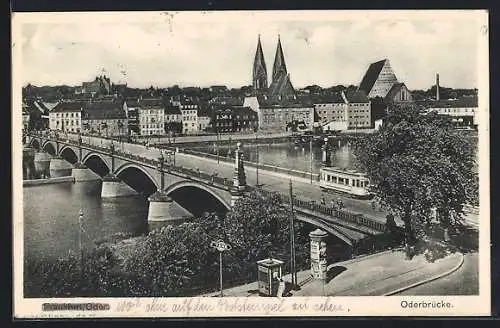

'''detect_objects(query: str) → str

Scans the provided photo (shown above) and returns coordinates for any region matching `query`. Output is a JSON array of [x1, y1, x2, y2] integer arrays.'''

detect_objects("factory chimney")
[[436, 73, 440, 101]]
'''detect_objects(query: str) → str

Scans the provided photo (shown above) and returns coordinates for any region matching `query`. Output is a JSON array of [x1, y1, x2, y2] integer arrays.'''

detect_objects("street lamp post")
[[210, 239, 231, 297], [216, 132, 220, 164], [157, 152, 165, 192], [289, 179, 297, 287], [309, 136, 313, 184], [78, 209, 85, 278], [255, 133, 259, 187]]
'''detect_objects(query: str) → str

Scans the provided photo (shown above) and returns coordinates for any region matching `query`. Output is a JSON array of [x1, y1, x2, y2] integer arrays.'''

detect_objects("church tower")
[[268, 35, 295, 102], [272, 34, 288, 83], [253, 35, 268, 90]]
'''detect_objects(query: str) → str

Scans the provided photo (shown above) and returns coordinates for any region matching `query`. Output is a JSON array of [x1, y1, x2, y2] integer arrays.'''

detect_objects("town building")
[[267, 36, 296, 102], [81, 75, 112, 96], [212, 106, 233, 133], [312, 92, 348, 127], [258, 102, 314, 132], [25, 99, 51, 130], [81, 100, 128, 137], [137, 98, 165, 136], [197, 106, 212, 132], [346, 90, 372, 129], [384, 82, 413, 104], [252, 35, 268, 91], [424, 96, 478, 128], [123, 98, 140, 135], [164, 104, 183, 135], [358, 59, 400, 99], [179, 99, 199, 135], [49, 101, 84, 133], [232, 106, 259, 133]]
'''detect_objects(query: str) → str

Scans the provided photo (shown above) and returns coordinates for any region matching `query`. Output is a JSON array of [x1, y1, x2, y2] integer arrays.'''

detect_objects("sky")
[[15, 11, 486, 90]]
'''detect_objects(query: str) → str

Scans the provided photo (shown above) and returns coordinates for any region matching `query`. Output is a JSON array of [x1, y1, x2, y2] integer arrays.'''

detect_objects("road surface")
[[396, 252, 479, 295]]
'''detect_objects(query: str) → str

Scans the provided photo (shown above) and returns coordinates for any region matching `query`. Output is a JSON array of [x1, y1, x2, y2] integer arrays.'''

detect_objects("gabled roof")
[[138, 98, 164, 108], [232, 106, 257, 117], [83, 101, 126, 119], [346, 90, 370, 103], [165, 105, 182, 115], [421, 96, 478, 109], [311, 92, 345, 104], [51, 101, 85, 112], [268, 73, 295, 99], [358, 59, 387, 95]]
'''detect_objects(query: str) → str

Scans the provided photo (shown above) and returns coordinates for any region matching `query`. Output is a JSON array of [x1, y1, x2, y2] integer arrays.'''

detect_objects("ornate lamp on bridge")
[[321, 137, 331, 167], [230, 142, 247, 206], [210, 239, 232, 297]]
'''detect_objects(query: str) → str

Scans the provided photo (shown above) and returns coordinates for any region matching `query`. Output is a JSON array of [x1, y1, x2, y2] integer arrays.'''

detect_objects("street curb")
[[382, 251, 465, 296], [335, 247, 404, 266]]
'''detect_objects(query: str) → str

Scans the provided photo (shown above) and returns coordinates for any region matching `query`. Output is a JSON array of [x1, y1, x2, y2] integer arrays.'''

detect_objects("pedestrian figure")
[[277, 278, 286, 298], [320, 197, 326, 206], [337, 198, 344, 210], [371, 200, 376, 211]]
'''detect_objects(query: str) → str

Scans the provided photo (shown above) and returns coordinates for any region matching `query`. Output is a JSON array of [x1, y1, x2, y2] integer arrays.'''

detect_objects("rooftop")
[[358, 59, 391, 95]]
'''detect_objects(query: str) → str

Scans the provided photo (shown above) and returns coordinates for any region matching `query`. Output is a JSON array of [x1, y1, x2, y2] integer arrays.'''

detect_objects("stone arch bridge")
[[26, 133, 389, 256]]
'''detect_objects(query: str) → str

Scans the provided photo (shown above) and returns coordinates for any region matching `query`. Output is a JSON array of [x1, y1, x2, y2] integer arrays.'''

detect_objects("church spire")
[[253, 34, 268, 90], [272, 34, 287, 82]]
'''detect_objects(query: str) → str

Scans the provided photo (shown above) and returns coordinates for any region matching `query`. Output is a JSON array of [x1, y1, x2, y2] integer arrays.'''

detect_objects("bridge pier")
[[33, 151, 51, 178], [71, 162, 101, 182], [101, 173, 139, 198], [23, 147, 35, 180], [49, 157, 74, 178], [147, 191, 193, 222]]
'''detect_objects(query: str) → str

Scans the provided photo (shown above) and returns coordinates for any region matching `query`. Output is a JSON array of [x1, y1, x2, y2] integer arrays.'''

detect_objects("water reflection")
[[191, 142, 358, 173], [23, 181, 150, 261]]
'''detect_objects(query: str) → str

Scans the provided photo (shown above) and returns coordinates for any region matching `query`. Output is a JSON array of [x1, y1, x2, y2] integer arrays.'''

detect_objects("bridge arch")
[[114, 162, 159, 194], [30, 139, 41, 151], [59, 145, 79, 164], [42, 141, 57, 156], [296, 215, 355, 246], [82, 153, 110, 177], [164, 180, 231, 217]]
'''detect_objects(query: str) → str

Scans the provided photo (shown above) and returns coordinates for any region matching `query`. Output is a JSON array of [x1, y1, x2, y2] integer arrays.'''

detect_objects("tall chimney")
[[436, 73, 440, 101]]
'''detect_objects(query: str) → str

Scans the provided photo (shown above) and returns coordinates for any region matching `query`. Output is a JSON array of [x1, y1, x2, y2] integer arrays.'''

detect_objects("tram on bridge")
[[319, 166, 372, 199]]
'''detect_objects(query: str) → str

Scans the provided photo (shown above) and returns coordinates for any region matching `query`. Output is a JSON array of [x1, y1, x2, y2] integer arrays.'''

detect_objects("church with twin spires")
[[252, 35, 297, 103]]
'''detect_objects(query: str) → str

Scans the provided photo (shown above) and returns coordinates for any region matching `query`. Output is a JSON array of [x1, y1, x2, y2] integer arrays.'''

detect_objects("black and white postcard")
[[12, 10, 490, 317]]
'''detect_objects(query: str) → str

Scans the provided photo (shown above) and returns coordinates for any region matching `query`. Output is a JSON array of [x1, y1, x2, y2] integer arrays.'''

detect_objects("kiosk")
[[256, 258, 284, 296]]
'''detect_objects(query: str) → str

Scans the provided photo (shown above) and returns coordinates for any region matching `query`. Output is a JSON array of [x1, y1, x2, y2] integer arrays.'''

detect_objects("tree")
[[220, 191, 310, 283], [353, 104, 478, 258]]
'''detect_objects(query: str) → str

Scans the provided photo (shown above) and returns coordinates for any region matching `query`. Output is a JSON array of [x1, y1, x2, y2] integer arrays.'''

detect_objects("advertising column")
[[309, 229, 328, 280]]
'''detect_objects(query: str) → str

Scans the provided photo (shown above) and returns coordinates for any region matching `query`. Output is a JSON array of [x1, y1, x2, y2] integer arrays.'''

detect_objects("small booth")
[[256, 258, 284, 297]]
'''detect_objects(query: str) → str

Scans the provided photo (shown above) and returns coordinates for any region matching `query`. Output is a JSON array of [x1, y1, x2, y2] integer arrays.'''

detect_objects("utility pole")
[[216, 132, 220, 164], [309, 136, 313, 184], [289, 179, 297, 287], [255, 133, 259, 187], [78, 209, 84, 279]]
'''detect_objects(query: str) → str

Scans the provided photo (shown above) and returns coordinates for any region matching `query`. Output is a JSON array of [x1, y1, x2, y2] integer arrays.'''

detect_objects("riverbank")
[[23, 176, 75, 187]]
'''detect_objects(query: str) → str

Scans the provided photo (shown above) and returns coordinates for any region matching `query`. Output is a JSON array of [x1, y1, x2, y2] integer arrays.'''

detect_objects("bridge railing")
[[180, 148, 320, 182], [40, 134, 385, 232], [254, 187, 385, 232]]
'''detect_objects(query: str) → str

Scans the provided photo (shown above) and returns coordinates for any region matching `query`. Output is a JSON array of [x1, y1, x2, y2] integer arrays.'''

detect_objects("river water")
[[189, 141, 358, 174], [23, 181, 150, 262]]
